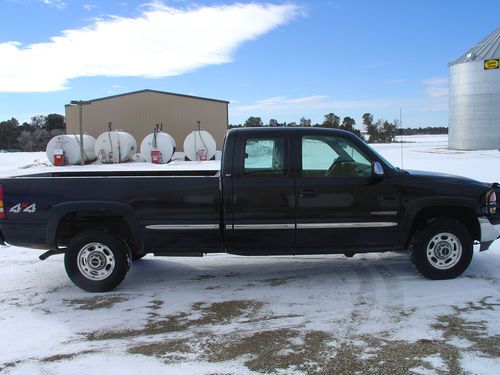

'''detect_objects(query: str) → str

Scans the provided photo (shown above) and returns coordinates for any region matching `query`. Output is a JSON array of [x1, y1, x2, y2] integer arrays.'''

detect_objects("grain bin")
[[95, 131, 137, 163], [449, 27, 500, 150], [183, 130, 216, 161], [46, 134, 96, 166]]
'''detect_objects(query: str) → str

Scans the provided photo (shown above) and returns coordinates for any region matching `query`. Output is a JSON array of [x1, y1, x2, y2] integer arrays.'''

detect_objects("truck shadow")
[[123, 250, 500, 291]]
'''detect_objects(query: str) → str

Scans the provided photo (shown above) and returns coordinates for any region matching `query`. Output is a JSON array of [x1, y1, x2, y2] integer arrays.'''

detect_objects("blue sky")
[[0, 0, 498, 128]]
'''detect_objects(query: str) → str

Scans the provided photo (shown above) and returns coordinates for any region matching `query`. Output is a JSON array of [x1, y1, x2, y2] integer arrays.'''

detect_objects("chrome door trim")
[[145, 224, 219, 230], [297, 222, 397, 229], [370, 211, 398, 216], [147, 222, 398, 231], [233, 224, 295, 230]]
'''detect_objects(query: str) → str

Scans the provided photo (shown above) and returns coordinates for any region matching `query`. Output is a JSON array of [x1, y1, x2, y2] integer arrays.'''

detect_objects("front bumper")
[[479, 217, 500, 251]]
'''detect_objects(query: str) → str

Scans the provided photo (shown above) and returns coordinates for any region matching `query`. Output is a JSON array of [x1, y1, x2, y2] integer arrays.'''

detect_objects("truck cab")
[[222, 127, 402, 254]]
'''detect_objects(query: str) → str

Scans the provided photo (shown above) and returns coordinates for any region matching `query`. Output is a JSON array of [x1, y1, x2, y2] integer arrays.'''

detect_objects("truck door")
[[226, 131, 295, 254], [295, 133, 401, 251]]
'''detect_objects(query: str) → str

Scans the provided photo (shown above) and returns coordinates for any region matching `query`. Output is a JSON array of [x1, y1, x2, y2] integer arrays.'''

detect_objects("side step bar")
[[39, 250, 65, 260], [153, 251, 203, 257]]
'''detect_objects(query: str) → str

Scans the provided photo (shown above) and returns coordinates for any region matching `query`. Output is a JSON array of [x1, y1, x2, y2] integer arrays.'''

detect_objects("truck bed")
[[0, 172, 222, 251]]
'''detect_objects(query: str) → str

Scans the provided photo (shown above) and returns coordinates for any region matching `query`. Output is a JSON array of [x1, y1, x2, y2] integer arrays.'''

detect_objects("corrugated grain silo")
[[449, 27, 500, 150]]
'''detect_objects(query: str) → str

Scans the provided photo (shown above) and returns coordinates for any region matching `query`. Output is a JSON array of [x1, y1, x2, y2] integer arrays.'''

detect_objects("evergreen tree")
[[362, 113, 378, 142], [30, 115, 45, 128], [45, 114, 65, 131], [299, 117, 312, 127], [381, 120, 398, 143], [341, 116, 362, 138], [244, 116, 263, 127], [322, 113, 340, 128], [268, 119, 279, 127], [0, 118, 21, 149]]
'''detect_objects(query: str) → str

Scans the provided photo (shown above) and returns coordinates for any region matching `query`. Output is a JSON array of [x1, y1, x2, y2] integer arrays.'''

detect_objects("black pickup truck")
[[0, 128, 499, 292]]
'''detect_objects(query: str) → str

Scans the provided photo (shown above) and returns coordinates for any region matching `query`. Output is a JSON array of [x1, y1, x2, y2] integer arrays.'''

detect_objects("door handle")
[[299, 188, 317, 198]]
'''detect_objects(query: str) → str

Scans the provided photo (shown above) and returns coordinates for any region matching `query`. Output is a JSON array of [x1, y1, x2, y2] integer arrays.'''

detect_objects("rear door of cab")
[[224, 130, 295, 254]]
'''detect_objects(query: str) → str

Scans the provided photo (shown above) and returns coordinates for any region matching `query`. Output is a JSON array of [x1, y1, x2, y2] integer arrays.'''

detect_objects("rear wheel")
[[65, 229, 132, 292], [409, 218, 473, 280]]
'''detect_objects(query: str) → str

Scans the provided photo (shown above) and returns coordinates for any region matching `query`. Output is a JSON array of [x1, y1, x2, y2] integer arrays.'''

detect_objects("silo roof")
[[449, 27, 500, 66]]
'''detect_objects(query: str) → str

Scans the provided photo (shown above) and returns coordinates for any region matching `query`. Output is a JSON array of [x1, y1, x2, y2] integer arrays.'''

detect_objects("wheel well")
[[408, 206, 480, 246], [56, 211, 138, 254]]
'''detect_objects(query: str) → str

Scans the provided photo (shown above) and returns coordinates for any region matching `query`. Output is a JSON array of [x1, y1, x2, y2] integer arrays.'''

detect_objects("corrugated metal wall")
[[65, 90, 229, 151], [449, 61, 500, 150]]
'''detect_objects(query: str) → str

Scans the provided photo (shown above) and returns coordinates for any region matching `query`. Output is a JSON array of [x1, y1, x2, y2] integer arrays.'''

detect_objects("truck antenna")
[[400, 108, 404, 170]]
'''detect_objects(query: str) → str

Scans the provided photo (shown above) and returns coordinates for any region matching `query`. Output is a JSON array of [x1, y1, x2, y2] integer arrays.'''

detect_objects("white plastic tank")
[[46, 134, 96, 165], [183, 130, 217, 161], [95, 131, 137, 163], [167, 133, 176, 151], [140, 132, 176, 163]]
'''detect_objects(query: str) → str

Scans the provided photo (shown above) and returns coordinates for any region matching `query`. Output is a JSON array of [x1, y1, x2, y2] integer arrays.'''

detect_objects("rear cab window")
[[242, 137, 287, 176]]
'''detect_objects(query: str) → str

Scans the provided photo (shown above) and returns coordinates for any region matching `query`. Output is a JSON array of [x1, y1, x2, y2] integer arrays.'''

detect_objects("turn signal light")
[[491, 192, 497, 213], [0, 184, 4, 219], [487, 191, 497, 214]]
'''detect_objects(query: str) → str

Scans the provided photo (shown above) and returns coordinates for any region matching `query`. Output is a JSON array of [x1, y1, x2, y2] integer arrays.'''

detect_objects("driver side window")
[[301, 135, 372, 178]]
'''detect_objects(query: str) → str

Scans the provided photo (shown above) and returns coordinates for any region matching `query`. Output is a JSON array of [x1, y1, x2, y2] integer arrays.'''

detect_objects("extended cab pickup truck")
[[0, 128, 499, 292]]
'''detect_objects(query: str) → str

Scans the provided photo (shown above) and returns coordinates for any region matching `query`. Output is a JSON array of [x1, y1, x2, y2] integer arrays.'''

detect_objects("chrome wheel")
[[426, 232, 462, 270], [77, 242, 115, 281]]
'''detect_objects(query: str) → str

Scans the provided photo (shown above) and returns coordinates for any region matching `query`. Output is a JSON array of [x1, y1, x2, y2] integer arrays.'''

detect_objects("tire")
[[409, 218, 473, 280], [65, 229, 132, 292]]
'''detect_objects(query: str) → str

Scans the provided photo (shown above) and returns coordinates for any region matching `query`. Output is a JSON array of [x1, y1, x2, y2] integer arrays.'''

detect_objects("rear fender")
[[47, 201, 142, 250]]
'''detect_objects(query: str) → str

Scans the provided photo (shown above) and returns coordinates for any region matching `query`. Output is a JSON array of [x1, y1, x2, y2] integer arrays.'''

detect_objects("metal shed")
[[449, 27, 500, 150], [65, 89, 229, 151]]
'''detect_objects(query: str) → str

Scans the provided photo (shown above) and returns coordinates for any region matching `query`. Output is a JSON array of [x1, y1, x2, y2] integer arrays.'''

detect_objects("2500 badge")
[[10, 203, 36, 213]]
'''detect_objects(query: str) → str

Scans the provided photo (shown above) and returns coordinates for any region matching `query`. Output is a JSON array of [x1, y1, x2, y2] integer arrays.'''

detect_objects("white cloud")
[[385, 79, 407, 85], [107, 84, 128, 94], [0, 2, 299, 92], [418, 101, 448, 112], [419, 76, 448, 111], [421, 77, 449, 97], [1, 0, 66, 6], [421, 77, 448, 86], [82, 3, 97, 11], [424, 86, 448, 98], [232, 95, 401, 114], [40, 0, 67, 8]]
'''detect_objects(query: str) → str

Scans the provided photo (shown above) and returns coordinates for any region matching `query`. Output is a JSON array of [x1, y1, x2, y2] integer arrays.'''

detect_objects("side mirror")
[[372, 161, 384, 177]]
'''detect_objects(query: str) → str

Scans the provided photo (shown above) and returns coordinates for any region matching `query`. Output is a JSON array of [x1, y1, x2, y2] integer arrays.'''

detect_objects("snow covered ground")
[[0, 135, 499, 374]]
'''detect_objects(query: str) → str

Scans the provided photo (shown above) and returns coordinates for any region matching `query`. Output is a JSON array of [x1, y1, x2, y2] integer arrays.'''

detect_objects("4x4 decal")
[[9, 203, 36, 213]]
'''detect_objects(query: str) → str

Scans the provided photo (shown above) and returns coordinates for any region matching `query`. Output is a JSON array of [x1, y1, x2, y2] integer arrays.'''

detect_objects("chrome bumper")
[[479, 217, 500, 251]]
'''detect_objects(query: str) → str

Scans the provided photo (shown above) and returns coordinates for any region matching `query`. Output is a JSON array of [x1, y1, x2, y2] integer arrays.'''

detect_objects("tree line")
[[1, 112, 448, 151], [0, 114, 65, 151], [230, 112, 447, 143]]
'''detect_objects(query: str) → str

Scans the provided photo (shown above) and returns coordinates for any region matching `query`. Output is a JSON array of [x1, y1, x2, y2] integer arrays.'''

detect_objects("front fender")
[[399, 196, 480, 246]]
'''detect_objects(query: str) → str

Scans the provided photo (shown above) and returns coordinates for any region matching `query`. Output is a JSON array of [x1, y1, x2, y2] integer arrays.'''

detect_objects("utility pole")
[[70, 100, 90, 166]]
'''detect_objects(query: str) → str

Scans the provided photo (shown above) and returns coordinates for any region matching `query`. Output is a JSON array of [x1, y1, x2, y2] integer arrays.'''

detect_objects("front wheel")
[[409, 218, 473, 280], [65, 229, 132, 292]]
